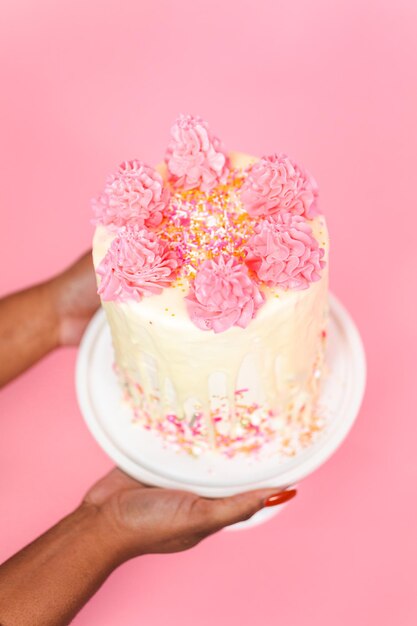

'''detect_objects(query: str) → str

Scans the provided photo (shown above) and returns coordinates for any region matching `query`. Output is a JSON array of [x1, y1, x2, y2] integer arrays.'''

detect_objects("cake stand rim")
[[75, 293, 366, 497]]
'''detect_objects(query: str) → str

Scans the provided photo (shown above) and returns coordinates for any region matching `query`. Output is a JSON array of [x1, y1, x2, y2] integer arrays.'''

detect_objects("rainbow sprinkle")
[[120, 368, 327, 460], [157, 170, 253, 280]]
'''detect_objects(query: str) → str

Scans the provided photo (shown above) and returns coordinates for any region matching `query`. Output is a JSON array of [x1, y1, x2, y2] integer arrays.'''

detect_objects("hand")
[[0, 250, 100, 386], [49, 251, 100, 346], [83, 468, 297, 560], [0, 470, 295, 626]]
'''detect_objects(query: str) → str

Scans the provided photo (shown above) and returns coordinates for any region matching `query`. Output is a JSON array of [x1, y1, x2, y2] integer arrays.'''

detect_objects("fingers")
[[197, 488, 297, 532], [193, 489, 297, 533]]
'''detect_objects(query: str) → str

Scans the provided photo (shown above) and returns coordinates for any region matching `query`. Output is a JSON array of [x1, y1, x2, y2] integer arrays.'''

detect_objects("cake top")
[[93, 114, 326, 333]]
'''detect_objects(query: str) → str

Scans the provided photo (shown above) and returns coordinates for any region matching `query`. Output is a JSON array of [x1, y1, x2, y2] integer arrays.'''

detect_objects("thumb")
[[202, 488, 297, 532]]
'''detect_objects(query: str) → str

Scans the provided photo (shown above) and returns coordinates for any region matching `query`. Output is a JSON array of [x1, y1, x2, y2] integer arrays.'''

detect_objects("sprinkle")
[[115, 357, 326, 459], [157, 170, 253, 280]]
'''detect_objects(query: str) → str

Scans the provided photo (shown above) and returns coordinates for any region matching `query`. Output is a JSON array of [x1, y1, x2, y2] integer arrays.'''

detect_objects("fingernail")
[[264, 489, 297, 507]]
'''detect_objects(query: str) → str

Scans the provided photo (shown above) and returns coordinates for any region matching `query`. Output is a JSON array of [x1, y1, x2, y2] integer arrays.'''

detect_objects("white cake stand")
[[75, 294, 366, 529]]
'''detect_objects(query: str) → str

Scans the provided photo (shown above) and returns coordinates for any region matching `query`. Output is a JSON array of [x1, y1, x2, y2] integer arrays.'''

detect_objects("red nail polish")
[[264, 489, 297, 507]]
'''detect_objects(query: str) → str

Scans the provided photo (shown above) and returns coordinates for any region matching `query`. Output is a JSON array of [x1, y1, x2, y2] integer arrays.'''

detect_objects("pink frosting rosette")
[[185, 255, 265, 333], [241, 154, 319, 219], [165, 114, 228, 192], [244, 212, 325, 290], [97, 225, 179, 301], [93, 160, 170, 229]]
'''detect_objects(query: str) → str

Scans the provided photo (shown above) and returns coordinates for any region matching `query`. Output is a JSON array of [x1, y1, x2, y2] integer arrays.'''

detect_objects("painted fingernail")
[[264, 489, 297, 507]]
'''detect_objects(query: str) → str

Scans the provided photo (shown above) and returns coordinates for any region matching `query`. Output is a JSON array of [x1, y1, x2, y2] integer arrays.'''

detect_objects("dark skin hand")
[[84, 468, 296, 558], [0, 251, 99, 387], [52, 251, 101, 346], [0, 252, 296, 626]]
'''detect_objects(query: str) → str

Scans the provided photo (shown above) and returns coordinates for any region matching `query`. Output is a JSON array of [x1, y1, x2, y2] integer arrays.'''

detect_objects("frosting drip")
[[97, 263, 328, 456]]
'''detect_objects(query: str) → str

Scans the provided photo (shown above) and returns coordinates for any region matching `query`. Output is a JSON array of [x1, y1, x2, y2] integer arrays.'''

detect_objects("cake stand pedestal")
[[75, 294, 366, 530]]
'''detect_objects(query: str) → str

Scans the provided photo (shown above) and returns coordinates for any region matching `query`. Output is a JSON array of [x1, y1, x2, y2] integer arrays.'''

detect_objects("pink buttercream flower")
[[165, 114, 228, 192], [244, 212, 325, 290], [240, 154, 319, 219], [93, 160, 170, 229], [97, 225, 179, 301], [185, 255, 265, 333]]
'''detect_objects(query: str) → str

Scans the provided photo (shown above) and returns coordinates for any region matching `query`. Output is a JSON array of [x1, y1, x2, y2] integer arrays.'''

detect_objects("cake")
[[92, 115, 329, 458]]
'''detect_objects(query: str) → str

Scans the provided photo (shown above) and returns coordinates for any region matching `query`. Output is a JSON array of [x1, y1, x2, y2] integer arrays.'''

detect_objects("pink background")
[[1, 1, 416, 624]]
